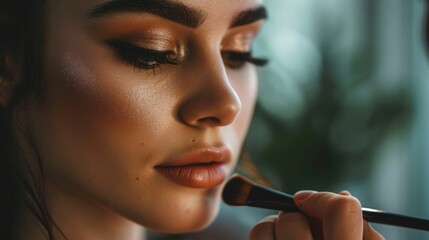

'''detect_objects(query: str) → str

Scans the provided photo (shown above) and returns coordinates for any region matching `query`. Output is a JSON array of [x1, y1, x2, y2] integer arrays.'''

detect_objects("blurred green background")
[[150, 0, 428, 239]]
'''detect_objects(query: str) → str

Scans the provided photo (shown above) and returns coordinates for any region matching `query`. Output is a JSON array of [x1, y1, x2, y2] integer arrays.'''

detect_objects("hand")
[[249, 191, 385, 240]]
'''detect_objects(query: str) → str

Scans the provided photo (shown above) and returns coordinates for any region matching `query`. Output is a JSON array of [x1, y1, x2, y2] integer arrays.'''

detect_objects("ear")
[[0, 55, 19, 107]]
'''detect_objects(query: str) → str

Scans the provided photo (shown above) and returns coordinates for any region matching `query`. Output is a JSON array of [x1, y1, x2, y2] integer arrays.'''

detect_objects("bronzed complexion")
[[18, 0, 265, 239]]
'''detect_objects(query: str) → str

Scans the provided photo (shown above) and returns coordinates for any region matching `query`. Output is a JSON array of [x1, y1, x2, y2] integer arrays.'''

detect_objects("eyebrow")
[[231, 6, 268, 28], [87, 0, 207, 28]]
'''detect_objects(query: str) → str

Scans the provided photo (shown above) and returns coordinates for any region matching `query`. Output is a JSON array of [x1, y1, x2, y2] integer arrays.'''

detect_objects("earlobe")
[[0, 55, 19, 107]]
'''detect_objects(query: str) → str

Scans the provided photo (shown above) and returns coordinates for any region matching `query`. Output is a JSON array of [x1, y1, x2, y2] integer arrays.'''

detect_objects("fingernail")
[[294, 190, 317, 201], [339, 190, 351, 196]]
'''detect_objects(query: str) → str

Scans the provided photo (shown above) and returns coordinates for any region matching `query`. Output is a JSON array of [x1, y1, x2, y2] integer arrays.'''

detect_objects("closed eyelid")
[[126, 35, 179, 52], [222, 33, 255, 52], [106, 40, 184, 71]]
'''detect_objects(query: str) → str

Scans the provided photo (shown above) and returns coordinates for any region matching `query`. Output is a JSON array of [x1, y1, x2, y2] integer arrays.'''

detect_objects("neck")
[[17, 183, 146, 240]]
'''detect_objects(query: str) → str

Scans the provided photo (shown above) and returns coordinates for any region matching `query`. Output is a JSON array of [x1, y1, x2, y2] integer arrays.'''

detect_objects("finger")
[[274, 212, 313, 240], [294, 191, 363, 240], [363, 221, 385, 240], [249, 215, 277, 240], [340, 191, 384, 240]]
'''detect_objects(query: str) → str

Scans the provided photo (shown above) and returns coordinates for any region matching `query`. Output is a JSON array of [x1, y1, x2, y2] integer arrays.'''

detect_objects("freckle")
[[192, 139, 196, 143], [141, 142, 145, 146], [135, 177, 140, 181]]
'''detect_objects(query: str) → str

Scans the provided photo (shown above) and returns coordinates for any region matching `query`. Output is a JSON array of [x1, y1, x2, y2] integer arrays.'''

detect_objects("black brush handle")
[[247, 183, 429, 232], [362, 208, 429, 231], [248, 200, 300, 212]]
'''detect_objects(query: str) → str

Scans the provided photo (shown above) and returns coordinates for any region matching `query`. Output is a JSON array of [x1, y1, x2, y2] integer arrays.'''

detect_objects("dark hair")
[[0, 0, 58, 239]]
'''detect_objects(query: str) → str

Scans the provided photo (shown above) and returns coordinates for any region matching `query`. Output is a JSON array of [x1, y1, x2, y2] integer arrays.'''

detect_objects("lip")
[[155, 146, 232, 188]]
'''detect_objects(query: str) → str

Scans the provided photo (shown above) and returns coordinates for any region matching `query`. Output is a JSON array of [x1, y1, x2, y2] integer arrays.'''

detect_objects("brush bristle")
[[222, 174, 253, 206]]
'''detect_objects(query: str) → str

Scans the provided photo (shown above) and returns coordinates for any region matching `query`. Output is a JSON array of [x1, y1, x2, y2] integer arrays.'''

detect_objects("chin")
[[122, 187, 223, 234], [148, 198, 221, 234]]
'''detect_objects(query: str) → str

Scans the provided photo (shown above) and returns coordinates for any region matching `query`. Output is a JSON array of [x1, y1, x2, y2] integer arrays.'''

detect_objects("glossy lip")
[[155, 146, 232, 189]]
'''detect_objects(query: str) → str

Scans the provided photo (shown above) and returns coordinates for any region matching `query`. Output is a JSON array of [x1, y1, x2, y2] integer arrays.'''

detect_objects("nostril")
[[197, 117, 221, 126]]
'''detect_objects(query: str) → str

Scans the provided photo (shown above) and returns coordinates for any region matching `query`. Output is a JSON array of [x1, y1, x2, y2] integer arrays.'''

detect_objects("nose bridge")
[[178, 51, 242, 128], [204, 55, 242, 112]]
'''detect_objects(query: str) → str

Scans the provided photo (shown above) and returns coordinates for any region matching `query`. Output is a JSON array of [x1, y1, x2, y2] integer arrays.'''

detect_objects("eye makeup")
[[222, 32, 255, 52], [104, 28, 186, 70], [99, 18, 267, 71], [107, 40, 182, 70], [222, 51, 268, 69], [106, 34, 268, 71], [221, 31, 268, 69]]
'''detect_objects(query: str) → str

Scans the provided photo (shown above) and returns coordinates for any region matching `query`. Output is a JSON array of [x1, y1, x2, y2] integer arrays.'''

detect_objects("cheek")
[[45, 46, 166, 138], [31, 34, 175, 198]]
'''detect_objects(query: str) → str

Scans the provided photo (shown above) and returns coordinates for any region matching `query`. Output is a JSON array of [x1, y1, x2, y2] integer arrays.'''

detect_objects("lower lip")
[[155, 163, 228, 188]]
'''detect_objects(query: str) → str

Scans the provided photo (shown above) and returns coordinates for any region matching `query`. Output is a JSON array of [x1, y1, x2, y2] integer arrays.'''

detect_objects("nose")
[[178, 55, 242, 128]]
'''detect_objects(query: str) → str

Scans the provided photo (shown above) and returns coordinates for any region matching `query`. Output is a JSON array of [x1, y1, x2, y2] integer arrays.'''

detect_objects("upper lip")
[[155, 146, 232, 168]]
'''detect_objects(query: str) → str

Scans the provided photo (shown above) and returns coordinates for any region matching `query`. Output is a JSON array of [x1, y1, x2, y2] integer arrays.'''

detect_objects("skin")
[[16, 0, 261, 239], [0, 0, 385, 239], [249, 191, 385, 240]]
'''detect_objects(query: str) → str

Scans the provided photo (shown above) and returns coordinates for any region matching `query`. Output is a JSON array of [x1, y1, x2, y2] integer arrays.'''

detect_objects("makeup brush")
[[222, 174, 429, 231]]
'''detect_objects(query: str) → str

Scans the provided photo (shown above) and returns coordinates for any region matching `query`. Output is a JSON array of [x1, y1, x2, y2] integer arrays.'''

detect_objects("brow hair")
[[231, 6, 267, 28], [87, 0, 207, 28]]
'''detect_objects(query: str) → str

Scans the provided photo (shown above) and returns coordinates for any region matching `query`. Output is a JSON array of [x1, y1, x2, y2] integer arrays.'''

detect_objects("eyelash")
[[107, 41, 268, 70], [107, 41, 179, 70], [221, 51, 268, 69]]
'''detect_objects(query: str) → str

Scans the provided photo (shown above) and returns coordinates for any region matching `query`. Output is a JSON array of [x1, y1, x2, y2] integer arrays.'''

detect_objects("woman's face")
[[23, 0, 264, 233]]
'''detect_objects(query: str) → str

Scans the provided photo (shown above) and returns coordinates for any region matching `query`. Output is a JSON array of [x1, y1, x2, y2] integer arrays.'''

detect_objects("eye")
[[106, 41, 180, 70], [222, 51, 268, 69]]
